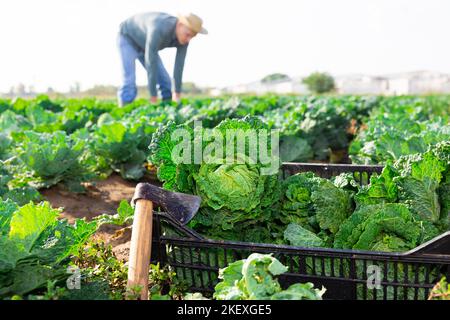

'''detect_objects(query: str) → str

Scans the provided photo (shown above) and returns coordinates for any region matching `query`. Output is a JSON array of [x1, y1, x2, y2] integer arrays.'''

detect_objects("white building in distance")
[[215, 70, 450, 95], [217, 76, 309, 96]]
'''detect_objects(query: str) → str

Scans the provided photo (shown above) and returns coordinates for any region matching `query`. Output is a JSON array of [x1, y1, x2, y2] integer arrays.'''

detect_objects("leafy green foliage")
[[428, 277, 450, 300], [333, 203, 422, 252], [354, 165, 399, 206], [283, 223, 325, 247], [72, 240, 187, 300], [345, 143, 449, 249], [213, 253, 326, 300], [350, 98, 449, 164], [332, 172, 360, 193], [1, 156, 44, 206], [2, 187, 42, 206], [394, 142, 449, 230], [279, 135, 313, 162], [2, 95, 445, 182], [90, 117, 148, 180], [279, 172, 320, 226], [312, 178, 353, 234], [94, 200, 134, 226], [395, 152, 444, 224], [10, 130, 98, 191], [72, 240, 130, 300], [148, 121, 194, 192], [279, 172, 353, 244], [0, 200, 97, 298], [439, 182, 450, 228]]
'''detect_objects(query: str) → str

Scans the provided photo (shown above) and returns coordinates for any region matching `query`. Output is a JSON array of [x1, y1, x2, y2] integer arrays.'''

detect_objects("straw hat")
[[177, 13, 208, 35]]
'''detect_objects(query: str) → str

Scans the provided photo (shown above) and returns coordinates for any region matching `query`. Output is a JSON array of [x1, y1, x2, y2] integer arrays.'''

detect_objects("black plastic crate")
[[149, 163, 450, 300]]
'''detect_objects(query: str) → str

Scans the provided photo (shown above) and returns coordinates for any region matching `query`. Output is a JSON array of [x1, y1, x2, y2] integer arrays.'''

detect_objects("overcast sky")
[[0, 0, 449, 92]]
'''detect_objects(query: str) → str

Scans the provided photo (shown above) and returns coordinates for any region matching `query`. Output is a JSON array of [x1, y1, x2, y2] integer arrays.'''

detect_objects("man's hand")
[[150, 96, 158, 104], [173, 92, 181, 103]]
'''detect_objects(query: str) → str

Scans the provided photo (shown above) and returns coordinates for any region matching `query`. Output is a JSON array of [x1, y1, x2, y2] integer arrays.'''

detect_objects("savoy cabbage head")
[[333, 203, 423, 252], [280, 172, 353, 238], [394, 142, 449, 228], [149, 116, 281, 241]]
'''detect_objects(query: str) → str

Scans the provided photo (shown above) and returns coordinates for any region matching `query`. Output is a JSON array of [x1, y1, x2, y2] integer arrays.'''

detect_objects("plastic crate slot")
[[194, 248, 206, 289], [179, 246, 188, 283], [205, 250, 214, 286], [277, 254, 288, 267], [311, 257, 316, 275], [413, 264, 420, 300], [405, 263, 411, 300], [320, 257, 326, 276], [424, 263, 432, 299], [188, 247, 197, 286], [383, 260, 388, 300], [223, 248, 228, 267], [232, 250, 242, 261], [339, 257, 344, 277], [363, 260, 369, 300], [361, 172, 368, 186], [330, 170, 337, 179], [330, 258, 335, 277], [372, 284, 377, 300], [213, 249, 220, 268], [356, 283, 365, 300], [297, 256, 307, 274], [393, 262, 398, 300], [171, 245, 186, 282], [288, 255, 294, 272]]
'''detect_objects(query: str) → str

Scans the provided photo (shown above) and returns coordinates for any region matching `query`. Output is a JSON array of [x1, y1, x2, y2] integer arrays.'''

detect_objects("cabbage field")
[[0, 94, 449, 300]]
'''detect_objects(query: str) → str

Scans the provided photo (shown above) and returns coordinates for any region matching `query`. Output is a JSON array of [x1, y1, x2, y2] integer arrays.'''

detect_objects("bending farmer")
[[117, 12, 207, 106]]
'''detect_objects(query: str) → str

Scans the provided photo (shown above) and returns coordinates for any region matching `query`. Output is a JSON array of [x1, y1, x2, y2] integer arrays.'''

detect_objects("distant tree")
[[302, 72, 335, 94], [261, 73, 290, 83], [182, 82, 205, 95]]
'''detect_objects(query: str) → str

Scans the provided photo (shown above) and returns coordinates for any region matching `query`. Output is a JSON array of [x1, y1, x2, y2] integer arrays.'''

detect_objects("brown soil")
[[41, 174, 136, 223], [40, 173, 161, 261]]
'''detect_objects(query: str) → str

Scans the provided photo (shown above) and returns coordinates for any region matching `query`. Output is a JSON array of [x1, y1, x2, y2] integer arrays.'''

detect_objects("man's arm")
[[173, 45, 188, 95], [145, 30, 161, 98]]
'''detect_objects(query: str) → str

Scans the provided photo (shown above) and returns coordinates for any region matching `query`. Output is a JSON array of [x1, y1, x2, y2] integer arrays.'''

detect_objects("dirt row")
[[40, 173, 160, 261]]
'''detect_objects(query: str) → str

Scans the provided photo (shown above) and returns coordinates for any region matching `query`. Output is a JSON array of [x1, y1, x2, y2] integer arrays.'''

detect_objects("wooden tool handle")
[[127, 199, 153, 300]]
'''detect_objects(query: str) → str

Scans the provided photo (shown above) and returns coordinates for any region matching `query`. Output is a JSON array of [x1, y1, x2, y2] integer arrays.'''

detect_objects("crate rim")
[[158, 232, 450, 264], [281, 162, 384, 170]]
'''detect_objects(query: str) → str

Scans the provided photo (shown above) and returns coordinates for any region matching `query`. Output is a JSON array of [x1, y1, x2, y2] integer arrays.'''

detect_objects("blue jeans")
[[117, 34, 172, 105]]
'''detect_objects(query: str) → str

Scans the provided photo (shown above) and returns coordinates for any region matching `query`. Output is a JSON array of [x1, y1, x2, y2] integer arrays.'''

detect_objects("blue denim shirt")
[[120, 12, 188, 96]]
